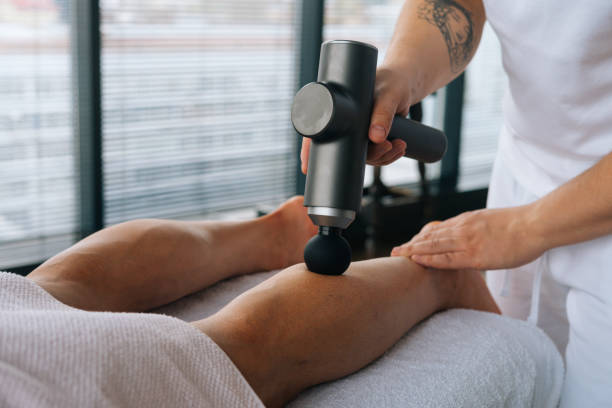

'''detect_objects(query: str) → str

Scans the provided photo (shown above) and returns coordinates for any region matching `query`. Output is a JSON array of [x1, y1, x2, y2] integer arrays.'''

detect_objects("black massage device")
[[291, 40, 448, 276]]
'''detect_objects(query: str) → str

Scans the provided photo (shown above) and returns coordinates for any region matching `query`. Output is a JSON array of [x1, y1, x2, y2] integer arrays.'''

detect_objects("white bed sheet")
[[155, 269, 564, 408]]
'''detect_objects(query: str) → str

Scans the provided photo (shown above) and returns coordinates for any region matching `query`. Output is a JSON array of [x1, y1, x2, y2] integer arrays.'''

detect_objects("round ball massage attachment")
[[304, 227, 352, 275]]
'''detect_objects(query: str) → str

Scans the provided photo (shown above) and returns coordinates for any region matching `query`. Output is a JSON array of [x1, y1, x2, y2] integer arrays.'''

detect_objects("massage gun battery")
[[292, 40, 447, 275]]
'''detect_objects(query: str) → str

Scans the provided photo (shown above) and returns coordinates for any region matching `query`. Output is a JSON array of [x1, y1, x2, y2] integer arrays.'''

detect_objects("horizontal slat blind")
[[324, 0, 441, 187], [459, 23, 506, 190], [0, 1, 76, 269], [100, 1, 299, 225]]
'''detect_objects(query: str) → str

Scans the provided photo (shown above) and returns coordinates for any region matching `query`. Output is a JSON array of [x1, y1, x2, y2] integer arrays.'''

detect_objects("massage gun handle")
[[387, 115, 448, 163]]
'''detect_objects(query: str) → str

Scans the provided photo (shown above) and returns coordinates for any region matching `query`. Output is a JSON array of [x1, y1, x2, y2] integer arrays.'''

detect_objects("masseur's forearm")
[[381, 0, 485, 105], [528, 151, 612, 250]]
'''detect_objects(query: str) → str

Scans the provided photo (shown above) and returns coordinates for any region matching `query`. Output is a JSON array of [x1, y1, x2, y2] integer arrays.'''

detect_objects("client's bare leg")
[[193, 258, 500, 407], [27, 197, 317, 312]]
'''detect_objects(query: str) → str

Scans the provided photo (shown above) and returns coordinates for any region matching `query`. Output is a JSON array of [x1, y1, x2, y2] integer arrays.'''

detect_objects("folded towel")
[[0, 272, 263, 408], [289, 309, 564, 408], [157, 269, 564, 408]]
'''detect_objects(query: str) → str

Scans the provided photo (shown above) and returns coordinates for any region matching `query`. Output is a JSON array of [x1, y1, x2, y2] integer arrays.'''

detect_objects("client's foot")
[[442, 269, 501, 314], [263, 196, 318, 270]]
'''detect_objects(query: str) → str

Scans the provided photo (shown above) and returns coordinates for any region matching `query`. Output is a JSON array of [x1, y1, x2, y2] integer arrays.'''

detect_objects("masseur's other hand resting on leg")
[[392, 152, 612, 270], [300, 0, 486, 173]]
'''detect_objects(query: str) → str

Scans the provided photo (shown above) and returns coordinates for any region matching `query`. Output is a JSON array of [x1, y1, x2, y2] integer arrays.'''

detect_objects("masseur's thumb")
[[369, 92, 398, 144]]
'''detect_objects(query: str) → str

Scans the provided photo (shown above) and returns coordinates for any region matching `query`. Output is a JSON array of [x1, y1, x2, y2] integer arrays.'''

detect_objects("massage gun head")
[[304, 226, 352, 276]]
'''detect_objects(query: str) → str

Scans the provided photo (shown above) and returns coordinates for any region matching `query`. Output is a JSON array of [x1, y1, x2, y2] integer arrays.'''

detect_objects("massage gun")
[[291, 40, 448, 275]]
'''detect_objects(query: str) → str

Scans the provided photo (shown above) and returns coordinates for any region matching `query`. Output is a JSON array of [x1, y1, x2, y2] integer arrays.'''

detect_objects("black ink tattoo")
[[417, 0, 475, 73]]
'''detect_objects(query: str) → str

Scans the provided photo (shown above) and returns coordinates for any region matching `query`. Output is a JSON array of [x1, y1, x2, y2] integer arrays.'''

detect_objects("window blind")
[[324, 0, 441, 187], [459, 23, 506, 190], [0, 1, 76, 269], [100, 1, 299, 225]]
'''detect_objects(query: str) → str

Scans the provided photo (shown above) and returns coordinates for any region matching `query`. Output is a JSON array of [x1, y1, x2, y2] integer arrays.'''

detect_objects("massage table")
[[155, 269, 564, 407]]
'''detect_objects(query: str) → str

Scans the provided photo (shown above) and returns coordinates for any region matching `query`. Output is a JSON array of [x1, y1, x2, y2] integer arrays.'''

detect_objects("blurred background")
[[0, 0, 506, 271]]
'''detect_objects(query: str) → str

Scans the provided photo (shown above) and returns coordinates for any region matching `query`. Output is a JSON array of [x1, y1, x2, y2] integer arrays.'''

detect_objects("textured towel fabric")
[[0, 272, 263, 408], [156, 269, 564, 408], [289, 310, 564, 408]]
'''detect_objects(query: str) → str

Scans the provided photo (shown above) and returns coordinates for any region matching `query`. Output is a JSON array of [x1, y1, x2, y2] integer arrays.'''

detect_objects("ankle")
[[257, 197, 317, 271], [430, 269, 462, 311], [257, 211, 291, 271], [435, 269, 501, 314]]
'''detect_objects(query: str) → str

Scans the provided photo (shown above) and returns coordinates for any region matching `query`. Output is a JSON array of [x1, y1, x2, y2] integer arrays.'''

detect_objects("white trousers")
[[486, 152, 612, 407]]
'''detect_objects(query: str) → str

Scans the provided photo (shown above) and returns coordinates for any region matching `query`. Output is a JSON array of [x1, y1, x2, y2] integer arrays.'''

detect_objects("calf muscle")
[[194, 258, 453, 407]]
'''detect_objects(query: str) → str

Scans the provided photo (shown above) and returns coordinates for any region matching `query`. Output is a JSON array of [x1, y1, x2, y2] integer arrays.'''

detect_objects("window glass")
[[0, 0, 76, 269], [101, 1, 299, 224]]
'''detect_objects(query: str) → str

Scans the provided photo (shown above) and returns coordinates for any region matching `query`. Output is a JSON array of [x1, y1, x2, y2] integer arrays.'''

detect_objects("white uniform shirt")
[[484, 0, 612, 197], [482, 1, 612, 406]]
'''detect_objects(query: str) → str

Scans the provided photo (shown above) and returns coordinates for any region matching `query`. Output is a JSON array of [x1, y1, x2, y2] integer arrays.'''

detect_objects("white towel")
[[289, 309, 563, 408], [0, 272, 263, 408], [157, 269, 565, 408]]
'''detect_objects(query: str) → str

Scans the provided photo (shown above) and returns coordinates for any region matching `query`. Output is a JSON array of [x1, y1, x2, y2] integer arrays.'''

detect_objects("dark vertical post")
[[439, 73, 465, 193], [295, 0, 324, 195], [72, 0, 104, 238]]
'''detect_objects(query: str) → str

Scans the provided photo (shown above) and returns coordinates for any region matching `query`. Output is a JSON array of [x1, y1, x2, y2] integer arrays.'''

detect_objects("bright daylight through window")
[[0, 0, 75, 268]]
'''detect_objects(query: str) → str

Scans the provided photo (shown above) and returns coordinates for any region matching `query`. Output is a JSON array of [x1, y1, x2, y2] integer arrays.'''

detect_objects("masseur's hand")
[[300, 67, 409, 174], [391, 205, 550, 271]]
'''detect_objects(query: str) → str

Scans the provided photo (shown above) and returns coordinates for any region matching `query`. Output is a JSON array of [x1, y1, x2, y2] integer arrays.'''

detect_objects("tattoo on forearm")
[[417, 0, 475, 73]]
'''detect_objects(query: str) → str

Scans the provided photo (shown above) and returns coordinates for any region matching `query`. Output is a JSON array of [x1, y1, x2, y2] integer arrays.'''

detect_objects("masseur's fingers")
[[392, 235, 463, 256], [391, 223, 472, 269], [408, 252, 474, 270], [367, 140, 393, 163], [421, 220, 444, 233], [369, 139, 407, 166], [379, 147, 407, 166], [391, 225, 461, 258], [300, 138, 311, 174], [302, 130, 406, 172], [367, 68, 409, 166], [393, 207, 550, 271], [397, 220, 445, 248]]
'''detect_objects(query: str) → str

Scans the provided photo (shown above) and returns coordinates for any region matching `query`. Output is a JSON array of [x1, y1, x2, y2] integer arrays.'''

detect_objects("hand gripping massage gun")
[[291, 40, 448, 276]]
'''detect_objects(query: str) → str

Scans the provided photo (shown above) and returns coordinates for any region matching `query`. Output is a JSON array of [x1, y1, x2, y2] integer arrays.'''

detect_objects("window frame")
[[73, 0, 104, 240]]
